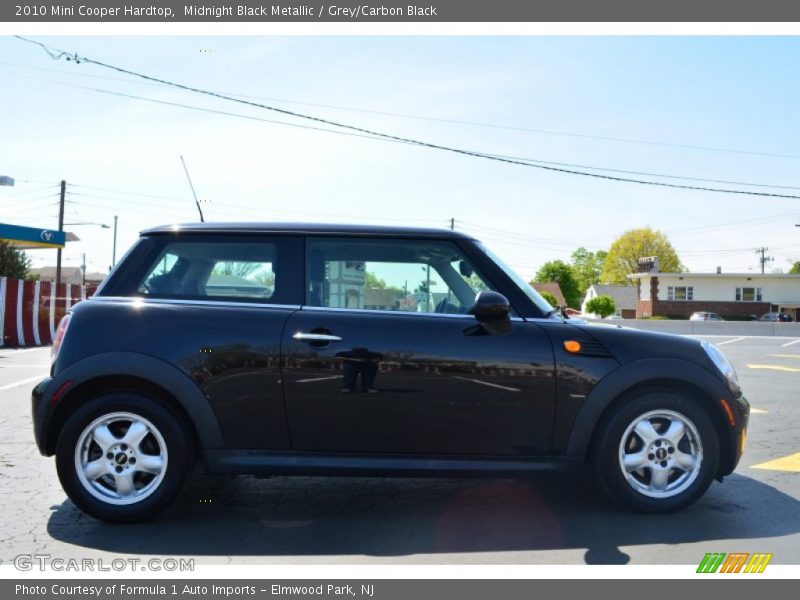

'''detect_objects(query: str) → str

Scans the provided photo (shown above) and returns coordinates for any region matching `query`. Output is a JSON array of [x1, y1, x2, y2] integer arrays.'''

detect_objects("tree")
[[600, 227, 683, 284], [364, 271, 388, 289], [586, 295, 616, 318], [0, 241, 31, 279], [570, 247, 607, 295], [539, 290, 558, 307], [533, 260, 581, 308], [213, 261, 260, 279], [789, 261, 800, 274]]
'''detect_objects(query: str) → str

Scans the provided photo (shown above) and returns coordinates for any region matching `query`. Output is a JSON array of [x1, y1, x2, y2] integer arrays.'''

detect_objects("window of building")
[[667, 286, 693, 301], [735, 287, 762, 302]]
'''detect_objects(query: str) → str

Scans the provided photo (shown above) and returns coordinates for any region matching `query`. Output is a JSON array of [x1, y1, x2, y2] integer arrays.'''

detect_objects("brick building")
[[629, 271, 800, 319]]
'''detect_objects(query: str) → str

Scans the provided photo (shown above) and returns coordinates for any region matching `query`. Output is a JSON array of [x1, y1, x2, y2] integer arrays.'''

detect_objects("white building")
[[581, 284, 638, 318], [628, 271, 800, 320]]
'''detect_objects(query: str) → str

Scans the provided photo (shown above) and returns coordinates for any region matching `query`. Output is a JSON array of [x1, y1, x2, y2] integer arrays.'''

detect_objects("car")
[[32, 223, 749, 522], [604, 315, 623, 320], [758, 312, 794, 322], [689, 312, 724, 321]]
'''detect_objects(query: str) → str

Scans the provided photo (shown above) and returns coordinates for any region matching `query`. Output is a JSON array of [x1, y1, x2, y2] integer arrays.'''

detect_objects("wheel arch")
[[565, 358, 737, 477], [42, 352, 224, 456]]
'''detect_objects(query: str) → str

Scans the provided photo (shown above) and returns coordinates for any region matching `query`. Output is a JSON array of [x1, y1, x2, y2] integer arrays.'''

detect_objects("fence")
[[0, 277, 97, 348]]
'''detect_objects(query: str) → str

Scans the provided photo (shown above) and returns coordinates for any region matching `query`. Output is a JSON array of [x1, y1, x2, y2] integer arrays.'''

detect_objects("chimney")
[[637, 256, 660, 274]]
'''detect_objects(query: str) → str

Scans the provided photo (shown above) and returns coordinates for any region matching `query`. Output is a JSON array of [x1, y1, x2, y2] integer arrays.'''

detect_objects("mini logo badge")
[[697, 552, 773, 573], [40, 230, 54, 242]]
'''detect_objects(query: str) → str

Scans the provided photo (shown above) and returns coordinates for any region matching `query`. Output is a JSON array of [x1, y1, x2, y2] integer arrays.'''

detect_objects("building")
[[29, 266, 83, 285], [629, 271, 800, 320], [531, 282, 566, 307], [581, 284, 638, 318]]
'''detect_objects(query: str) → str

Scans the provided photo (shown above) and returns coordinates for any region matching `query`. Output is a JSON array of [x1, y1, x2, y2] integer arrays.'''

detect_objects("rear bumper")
[[31, 376, 54, 456]]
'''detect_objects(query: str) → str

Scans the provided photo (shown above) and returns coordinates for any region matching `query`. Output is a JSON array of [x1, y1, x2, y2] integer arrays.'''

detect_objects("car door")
[[280, 236, 556, 456]]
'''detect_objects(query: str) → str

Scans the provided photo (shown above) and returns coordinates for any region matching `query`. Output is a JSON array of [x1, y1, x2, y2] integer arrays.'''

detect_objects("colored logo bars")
[[697, 552, 773, 573]]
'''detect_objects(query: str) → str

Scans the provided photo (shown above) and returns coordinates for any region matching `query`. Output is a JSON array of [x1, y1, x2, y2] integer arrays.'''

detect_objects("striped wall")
[[0, 277, 96, 347]]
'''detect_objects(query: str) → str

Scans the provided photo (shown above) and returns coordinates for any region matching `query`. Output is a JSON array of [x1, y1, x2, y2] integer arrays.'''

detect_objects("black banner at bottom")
[[3, 579, 793, 600]]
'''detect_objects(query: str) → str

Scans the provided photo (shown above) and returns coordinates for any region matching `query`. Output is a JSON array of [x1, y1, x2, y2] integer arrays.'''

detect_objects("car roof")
[[142, 222, 476, 240]]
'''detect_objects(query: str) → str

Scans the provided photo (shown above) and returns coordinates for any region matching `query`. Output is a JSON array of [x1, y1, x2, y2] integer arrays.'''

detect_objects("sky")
[[1, 36, 799, 280]]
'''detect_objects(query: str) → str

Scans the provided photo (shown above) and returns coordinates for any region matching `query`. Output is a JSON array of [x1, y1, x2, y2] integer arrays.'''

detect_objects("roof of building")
[[531, 282, 567, 306], [629, 272, 800, 279], [30, 266, 82, 278], [586, 284, 638, 310], [142, 222, 476, 239]]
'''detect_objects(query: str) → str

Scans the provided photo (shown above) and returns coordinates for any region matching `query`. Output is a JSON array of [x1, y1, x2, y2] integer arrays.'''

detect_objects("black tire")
[[55, 393, 193, 523], [591, 390, 720, 513]]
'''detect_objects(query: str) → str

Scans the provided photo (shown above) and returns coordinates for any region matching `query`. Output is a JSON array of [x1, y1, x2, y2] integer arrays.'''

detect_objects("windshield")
[[477, 242, 556, 317]]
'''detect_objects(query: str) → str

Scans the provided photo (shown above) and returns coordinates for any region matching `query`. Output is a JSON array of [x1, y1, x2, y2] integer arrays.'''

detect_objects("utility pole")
[[81, 253, 86, 286], [56, 180, 66, 285], [112, 215, 118, 268], [450, 218, 455, 231], [756, 247, 773, 274]]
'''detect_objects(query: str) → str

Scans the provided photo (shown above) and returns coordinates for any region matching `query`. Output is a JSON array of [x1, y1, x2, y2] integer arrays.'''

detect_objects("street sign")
[[0, 223, 66, 249]]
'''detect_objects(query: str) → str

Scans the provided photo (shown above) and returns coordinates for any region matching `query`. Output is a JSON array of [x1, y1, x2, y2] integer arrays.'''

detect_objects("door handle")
[[293, 332, 343, 343]]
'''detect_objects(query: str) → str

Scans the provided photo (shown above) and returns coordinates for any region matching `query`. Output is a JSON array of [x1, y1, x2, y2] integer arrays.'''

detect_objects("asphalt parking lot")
[[1, 337, 798, 565]]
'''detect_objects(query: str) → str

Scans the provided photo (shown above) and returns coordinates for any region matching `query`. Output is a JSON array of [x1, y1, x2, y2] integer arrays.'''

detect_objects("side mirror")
[[472, 290, 510, 322]]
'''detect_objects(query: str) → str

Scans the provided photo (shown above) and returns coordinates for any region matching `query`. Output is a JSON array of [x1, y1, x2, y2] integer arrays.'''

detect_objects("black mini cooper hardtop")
[[32, 223, 749, 522]]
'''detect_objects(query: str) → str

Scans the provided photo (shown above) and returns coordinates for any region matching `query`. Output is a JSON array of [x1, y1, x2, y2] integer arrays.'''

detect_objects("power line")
[[9, 65, 800, 194], [6, 57, 800, 163], [15, 36, 800, 201]]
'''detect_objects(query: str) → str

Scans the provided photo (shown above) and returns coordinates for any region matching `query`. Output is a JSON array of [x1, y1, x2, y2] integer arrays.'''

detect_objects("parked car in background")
[[604, 315, 623, 320], [758, 312, 794, 322], [690, 312, 724, 321], [32, 223, 749, 522]]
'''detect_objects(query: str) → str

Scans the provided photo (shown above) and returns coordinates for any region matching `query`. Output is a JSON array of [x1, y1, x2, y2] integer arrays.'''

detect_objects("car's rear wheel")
[[55, 393, 192, 523], [592, 391, 720, 512]]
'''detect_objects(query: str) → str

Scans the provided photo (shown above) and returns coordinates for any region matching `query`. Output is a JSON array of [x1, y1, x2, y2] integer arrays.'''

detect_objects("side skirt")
[[203, 450, 582, 477]]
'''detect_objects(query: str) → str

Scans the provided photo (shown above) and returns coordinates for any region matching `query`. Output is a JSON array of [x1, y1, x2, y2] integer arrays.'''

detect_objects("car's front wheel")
[[592, 391, 720, 513], [55, 393, 193, 523]]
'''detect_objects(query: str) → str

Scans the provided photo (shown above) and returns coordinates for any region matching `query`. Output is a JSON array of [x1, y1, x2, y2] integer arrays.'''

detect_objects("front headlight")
[[701, 340, 738, 384]]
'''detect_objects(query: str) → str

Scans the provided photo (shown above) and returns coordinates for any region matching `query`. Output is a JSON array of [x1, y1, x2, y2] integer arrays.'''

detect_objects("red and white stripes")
[[0, 277, 96, 348]]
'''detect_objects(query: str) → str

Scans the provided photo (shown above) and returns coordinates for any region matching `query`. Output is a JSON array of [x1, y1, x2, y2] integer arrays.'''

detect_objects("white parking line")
[[717, 337, 746, 346], [0, 347, 47, 357], [0, 374, 47, 391], [295, 375, 341, 384], [782, 339, 800, 347]]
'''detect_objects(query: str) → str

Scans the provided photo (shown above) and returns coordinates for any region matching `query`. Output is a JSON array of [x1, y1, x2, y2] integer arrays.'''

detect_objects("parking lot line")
[[747, 364, 800, 373], [751, 452, 800, 473], [0, 347, 45, 357], [0, 374, 47, 391], [768, 354, 800, 359], [782, 339, 800, 347], [750, 408, 768, 414], [717, 337, 746, 346]]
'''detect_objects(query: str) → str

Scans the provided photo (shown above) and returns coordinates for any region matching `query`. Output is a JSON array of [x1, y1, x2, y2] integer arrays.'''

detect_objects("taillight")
[[51, 314, 72, 363]]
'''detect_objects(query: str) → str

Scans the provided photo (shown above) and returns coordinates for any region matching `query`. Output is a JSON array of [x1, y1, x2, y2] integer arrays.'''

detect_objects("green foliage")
[[790, 261, 800, 274], [600, 227, 683, 284], [533, 260, 581, 308], [586, 294, 616, 318], [539, 290, 558, 307], [570, 247, 607, 295], [0, 241, 31, 279]]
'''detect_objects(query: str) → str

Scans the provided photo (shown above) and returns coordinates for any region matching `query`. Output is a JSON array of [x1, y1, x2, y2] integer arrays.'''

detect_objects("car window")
[[306, 238, 494, 314], [138, 241, 277, 301]]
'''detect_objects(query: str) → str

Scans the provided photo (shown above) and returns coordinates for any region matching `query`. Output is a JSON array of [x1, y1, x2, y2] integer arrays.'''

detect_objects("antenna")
[[180, 155, 205, 222]]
